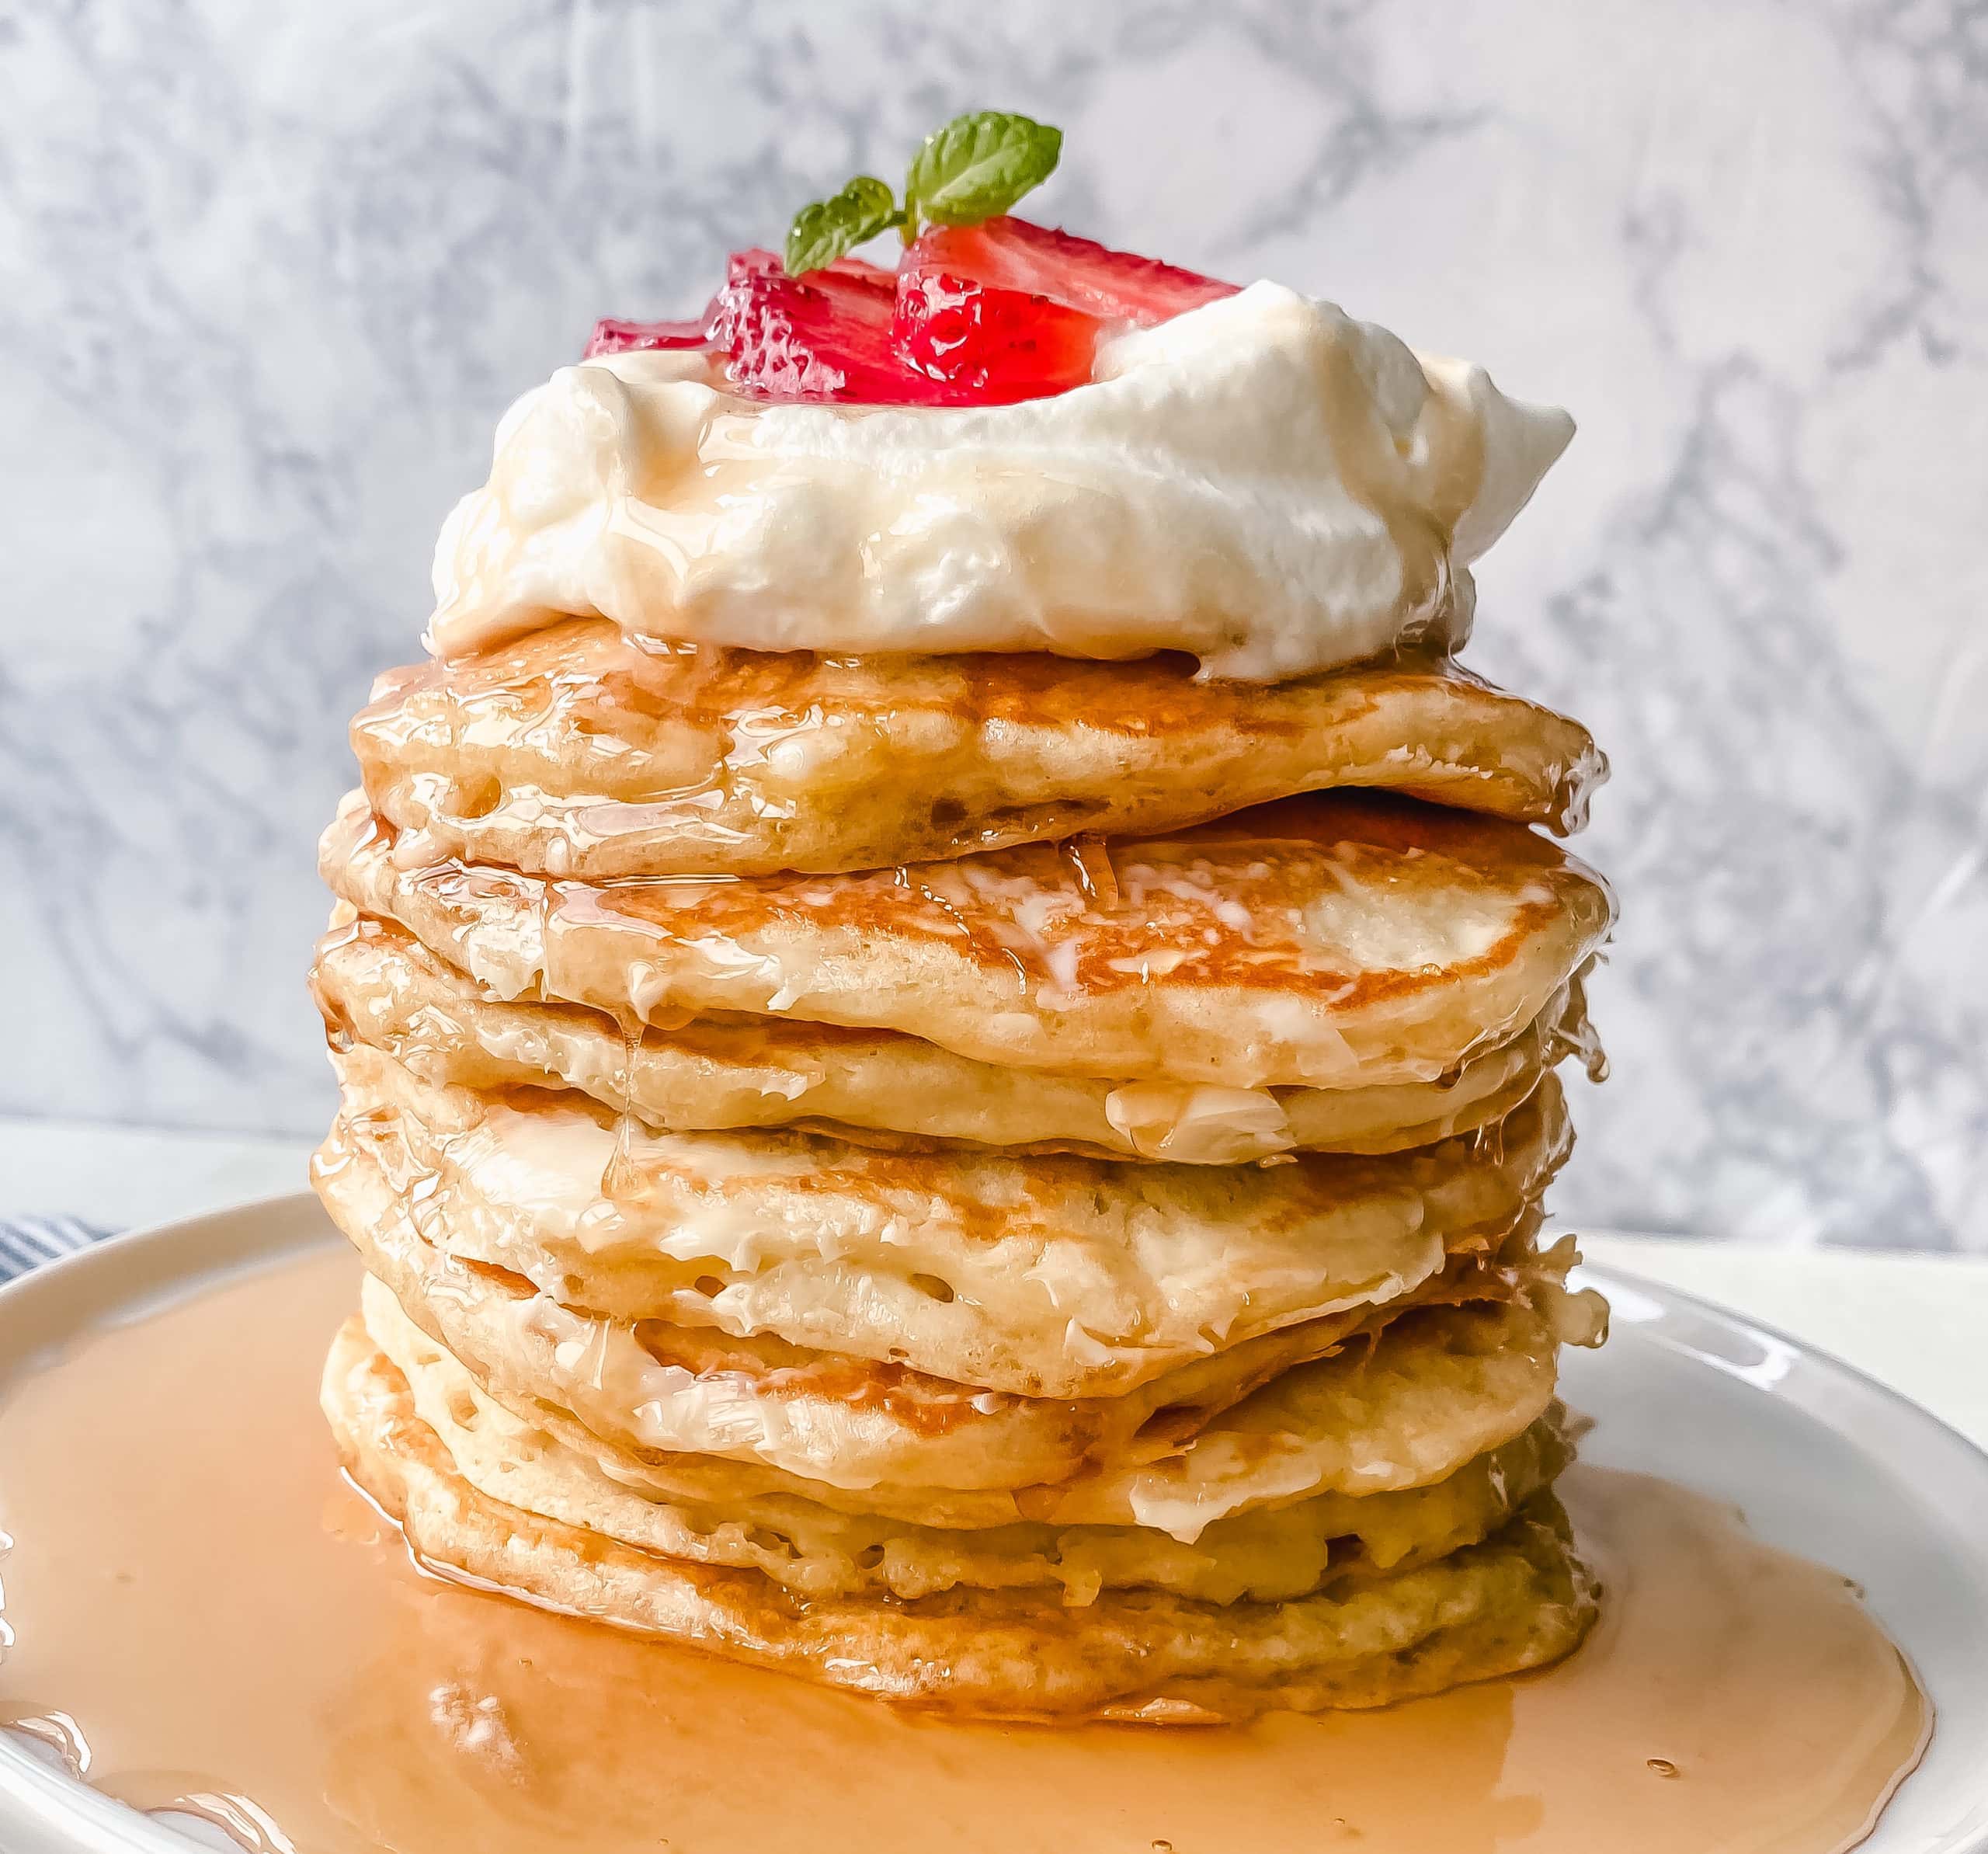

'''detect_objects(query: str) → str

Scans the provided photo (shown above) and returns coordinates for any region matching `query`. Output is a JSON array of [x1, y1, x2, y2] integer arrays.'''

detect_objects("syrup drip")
[[600, 1014, 645, 1204], [1556, 999, 1611, 1085], [1063, 833, 1122, 909], [0, 1245, 1930, 1854]]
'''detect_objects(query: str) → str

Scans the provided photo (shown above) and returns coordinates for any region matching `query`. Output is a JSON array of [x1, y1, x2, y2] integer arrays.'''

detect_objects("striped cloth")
[[0, 1215, 113, 1286]]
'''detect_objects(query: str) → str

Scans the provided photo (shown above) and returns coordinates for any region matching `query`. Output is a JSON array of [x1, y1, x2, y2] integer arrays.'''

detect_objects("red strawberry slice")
[[585, 228, 1229, 406], [582, 315, 711, 360], [725, 247, 895, 289], [893, 266, 1098, 403], [895, 217, 1238, 398], [718, 252, 977, 405], [908, 217, 1237, 323], [723, 270, 902, 402], [579, 251, 902, 377]]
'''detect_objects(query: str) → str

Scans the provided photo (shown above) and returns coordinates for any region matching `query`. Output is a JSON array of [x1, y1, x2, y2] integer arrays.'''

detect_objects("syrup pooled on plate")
[[0, 1243, 1929, 1852]]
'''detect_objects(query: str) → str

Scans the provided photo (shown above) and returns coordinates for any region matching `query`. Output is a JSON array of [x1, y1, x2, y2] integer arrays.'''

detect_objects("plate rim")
[[1566, 1251, 1988, 1481]]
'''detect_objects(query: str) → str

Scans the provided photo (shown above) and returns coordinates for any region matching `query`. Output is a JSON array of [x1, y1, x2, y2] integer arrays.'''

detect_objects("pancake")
[[354, 617, 1606, 878], [370, 1277, 1574, 1606], [315, 911, 1600, 1161], [320, 789, 1615, 1090], [498, 1280, 1583, 1538], [321, 1132, 1578, 1507], [325, 1318, 1597, 1722], [324, 1042, 1569, 1397]]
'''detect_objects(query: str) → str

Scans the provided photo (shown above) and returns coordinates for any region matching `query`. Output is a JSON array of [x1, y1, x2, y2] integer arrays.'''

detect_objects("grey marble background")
[[1, 1, 1983, 1247]]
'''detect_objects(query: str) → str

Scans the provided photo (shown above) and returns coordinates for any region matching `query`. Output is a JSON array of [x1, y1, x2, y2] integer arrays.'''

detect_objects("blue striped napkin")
[[0, 1216, 113, 1286]]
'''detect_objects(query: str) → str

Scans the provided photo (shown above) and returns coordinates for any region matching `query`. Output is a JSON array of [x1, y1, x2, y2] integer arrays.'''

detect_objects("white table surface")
[[5, 1116, 1986, 1452]]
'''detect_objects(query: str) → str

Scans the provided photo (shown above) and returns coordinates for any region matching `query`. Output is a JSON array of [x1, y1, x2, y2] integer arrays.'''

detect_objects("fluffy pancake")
[[325, 1041, 1569, 1396], [370, 1277, 1573, 1606], [321, 1134, 1578, 1507], [325, 1318, 1597, 1722], [321, 790, 1614, 1090], [355, 617, 1606, 878], [315, 911, 1598, 1161]]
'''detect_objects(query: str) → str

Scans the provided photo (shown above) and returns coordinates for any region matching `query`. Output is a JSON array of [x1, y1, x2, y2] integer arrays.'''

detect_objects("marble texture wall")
[[1, 0, 1983, 1246]]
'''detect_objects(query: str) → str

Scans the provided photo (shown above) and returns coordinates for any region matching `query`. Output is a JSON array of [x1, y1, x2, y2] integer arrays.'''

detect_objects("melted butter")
[[0, 1245, 1928, 1854]]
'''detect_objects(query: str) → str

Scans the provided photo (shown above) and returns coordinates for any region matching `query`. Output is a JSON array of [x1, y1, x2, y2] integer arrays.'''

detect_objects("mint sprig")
[[906, 111, 1062, 230], [784, 110, 1062, 275], [784, 176, 903, 277]]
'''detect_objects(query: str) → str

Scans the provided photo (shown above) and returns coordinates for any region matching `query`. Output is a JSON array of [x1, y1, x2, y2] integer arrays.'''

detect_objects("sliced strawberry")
[[725, 247, 895, 290], [586, 229, 1229, 405], [893, 266, 1099, 402], [582, 252, 897, 367], [894, 217, 1239, 399], [821, 252, 897, 289], [721, 260, 976, 405], [727, 247, 784, 282], [582, 315, 711, 360], [914, 217, 1239, 324]]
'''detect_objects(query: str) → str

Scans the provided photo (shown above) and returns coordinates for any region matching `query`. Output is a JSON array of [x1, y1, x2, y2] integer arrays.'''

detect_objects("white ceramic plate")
[[0, 1195, 1983, 1853]]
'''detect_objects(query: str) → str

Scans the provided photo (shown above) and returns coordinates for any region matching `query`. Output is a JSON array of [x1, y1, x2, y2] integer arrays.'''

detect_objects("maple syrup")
[[0, 1244, 1930, 1853]]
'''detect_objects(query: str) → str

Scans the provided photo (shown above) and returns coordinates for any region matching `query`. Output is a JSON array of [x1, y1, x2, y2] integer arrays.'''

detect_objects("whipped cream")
[[428, 283, 1572, 681]]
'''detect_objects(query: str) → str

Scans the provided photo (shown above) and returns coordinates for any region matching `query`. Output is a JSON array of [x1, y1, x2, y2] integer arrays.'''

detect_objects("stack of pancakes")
[[314, 618, 1614, 1722]]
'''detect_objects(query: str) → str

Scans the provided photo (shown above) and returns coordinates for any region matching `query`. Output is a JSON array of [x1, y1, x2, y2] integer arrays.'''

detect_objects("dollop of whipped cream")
[[428, 282, 1572, 681]]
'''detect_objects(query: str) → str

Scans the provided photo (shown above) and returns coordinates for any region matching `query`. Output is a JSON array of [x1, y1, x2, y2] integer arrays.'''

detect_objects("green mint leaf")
[[904, 110, 1062, 229], [785, 176, 902, 275]]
